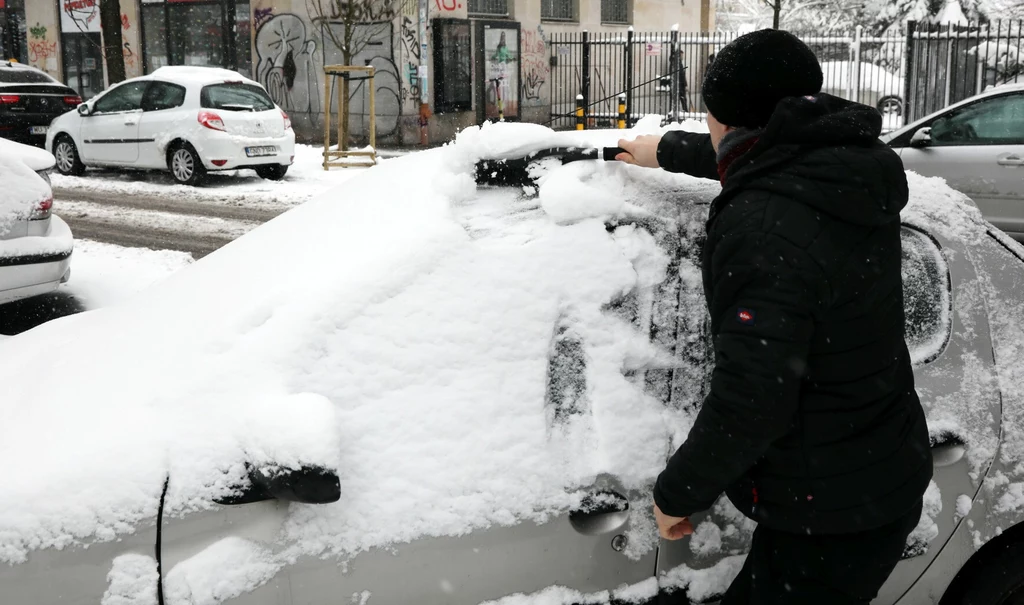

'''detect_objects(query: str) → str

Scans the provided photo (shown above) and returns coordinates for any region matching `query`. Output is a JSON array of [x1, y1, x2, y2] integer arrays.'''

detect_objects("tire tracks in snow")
[[53, 186, 287, 259]]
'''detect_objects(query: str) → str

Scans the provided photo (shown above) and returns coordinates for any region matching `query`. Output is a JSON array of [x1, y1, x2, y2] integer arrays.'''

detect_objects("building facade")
[[4, 0, 713, 144]]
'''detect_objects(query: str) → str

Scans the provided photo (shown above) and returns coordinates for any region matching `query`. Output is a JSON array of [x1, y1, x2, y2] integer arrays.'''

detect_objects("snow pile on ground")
[[63, 240, 193, 309], [50, 144, 369, 211], [0, 154, 50, 237]]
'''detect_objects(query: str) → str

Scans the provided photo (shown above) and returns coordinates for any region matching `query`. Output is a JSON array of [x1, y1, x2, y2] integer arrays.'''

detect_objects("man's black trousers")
[[719, 500, 923, 605]]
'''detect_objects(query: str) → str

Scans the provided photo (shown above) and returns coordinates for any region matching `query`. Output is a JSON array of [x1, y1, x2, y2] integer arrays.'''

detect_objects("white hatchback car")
[[45, 66, 295, 186], [0, 137, 73, 305]]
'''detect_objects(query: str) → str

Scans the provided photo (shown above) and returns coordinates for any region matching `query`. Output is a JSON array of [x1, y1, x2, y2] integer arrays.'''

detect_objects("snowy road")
[[53, 187, 278, 258], [49, 144, 373, 257]]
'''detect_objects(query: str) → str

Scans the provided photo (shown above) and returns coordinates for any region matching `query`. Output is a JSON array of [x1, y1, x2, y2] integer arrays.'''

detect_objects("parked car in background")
[[882, 82, 1024, 240], [0, 61, 81, 148], [0, 137, 73, 305], [821, 60, 905, 118], [4, 123, 1024, 605], [45, 66, 295, 186]]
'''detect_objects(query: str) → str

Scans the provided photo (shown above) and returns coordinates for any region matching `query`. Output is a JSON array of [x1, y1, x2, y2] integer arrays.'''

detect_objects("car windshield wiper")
[[476, 146, 626, 188], [220, 103, 256, 111]]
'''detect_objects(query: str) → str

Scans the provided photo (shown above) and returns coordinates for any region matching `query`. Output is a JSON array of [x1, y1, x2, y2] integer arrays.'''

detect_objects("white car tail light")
[[281, 110, 291, 131], [30, 195, 53, 221], [198, 110, 226, 132]]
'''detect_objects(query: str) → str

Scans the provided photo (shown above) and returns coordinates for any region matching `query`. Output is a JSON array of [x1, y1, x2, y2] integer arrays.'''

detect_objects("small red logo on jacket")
[[737, 308, 755, 325]]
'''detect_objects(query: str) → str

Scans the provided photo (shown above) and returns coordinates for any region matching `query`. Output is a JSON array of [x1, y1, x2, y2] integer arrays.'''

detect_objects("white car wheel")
[[53, 136, 85, 176], [169, 144, 205, 186]]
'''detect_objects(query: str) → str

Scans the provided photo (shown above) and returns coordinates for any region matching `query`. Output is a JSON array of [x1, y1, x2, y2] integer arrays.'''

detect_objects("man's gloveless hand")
[[616, 135, 663, 168], [654, 504, 694, 540]]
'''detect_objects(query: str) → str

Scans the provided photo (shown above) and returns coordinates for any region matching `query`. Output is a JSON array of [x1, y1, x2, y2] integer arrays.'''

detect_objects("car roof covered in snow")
[[147, 66, 263, 89]]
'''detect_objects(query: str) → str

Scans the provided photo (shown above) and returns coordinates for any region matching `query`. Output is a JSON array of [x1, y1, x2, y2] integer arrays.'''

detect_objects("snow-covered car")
[[881, 83, 1024, 240], [3, 121, 1024, 605], [0, 137, 73, 305], [45, 66, 295, 186], [821, 61, 905, 119]]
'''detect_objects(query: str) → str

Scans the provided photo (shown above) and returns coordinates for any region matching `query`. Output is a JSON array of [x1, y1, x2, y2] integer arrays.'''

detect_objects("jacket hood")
[[721, 93, 909, 228]]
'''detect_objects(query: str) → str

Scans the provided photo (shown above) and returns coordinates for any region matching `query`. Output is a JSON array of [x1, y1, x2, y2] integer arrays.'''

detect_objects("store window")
[[57, 0, 105, 99], [434, 19, 472, 113], [140, 0, 251, 78]]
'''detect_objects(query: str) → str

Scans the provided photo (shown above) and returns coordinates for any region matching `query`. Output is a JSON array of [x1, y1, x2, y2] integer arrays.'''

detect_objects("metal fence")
[[549, 20, 1024, 132], [906, 20, 1024, 122]]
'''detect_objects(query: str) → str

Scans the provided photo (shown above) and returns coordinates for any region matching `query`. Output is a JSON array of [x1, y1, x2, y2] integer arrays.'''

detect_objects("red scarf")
[[716, 136, 760, 185]]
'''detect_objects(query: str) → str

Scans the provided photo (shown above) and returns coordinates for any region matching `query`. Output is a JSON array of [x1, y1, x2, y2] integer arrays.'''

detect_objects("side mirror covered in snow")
[[910, 127, 932, 148], [77, 103, 92, 117], [216, 464, 341, 506]]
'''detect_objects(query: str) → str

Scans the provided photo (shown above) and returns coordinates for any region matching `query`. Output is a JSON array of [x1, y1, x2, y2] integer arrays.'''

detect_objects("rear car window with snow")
[[901, 226, 951, 364], [0, 69, 57, 84], [201, 83, 275, 112]]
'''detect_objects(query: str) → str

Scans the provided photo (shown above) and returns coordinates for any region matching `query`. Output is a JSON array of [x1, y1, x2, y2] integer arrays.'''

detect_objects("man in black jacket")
[[617, 30, 932, 604]]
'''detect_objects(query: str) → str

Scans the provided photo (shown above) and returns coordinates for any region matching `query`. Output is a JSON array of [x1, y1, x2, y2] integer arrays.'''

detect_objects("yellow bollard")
[[617, 94, 627, 129], [575, 94, 585, 131]]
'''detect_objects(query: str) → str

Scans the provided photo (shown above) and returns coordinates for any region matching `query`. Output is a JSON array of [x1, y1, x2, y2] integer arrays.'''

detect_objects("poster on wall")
[[60, 0, 102, 34], [477, 21, 520, 122]]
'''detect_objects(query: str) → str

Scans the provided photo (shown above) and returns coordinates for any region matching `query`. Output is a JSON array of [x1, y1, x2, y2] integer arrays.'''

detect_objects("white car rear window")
[[200, 83, 275, 112]]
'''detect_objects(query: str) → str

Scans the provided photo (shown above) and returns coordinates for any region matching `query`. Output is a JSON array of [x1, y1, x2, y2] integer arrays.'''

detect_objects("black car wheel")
[[53, 135, 86, 176], [877, 95, 904, 116], [168, 143, 206, 186], [255, 164, 289, 181]]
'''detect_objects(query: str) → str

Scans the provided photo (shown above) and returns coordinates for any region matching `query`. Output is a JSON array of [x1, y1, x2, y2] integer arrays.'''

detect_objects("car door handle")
[[568, 490, 631, 535], [997, 154, 1024, 166], [124, 118, 138, 125], [932, 441, 966, 468]]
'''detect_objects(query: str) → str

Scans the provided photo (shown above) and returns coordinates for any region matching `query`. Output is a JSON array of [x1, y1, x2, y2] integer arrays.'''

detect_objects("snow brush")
[[475, 146, 626, 188]]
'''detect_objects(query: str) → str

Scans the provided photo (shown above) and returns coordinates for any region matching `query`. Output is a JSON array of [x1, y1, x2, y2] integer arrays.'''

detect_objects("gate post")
[[904, 20, 917, 125], [625, 27, 634, 128], [581, 30, 591, 124], [669, 26, 680, 123], [851, 25, 862, 103]]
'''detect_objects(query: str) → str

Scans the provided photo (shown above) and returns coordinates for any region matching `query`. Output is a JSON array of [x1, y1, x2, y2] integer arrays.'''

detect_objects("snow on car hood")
[[0, 117, 709, 565], [0, 154, 50, 238]]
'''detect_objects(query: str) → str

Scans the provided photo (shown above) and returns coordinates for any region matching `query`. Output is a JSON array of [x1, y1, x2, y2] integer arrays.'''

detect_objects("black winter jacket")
[[652, 94, 933, 535]]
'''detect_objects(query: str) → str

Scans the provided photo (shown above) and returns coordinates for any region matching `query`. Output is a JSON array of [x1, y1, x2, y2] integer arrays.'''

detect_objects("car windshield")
[[0, 69, 57, 84], [200, 82, 275, 111], [901, 227, 951, 363]]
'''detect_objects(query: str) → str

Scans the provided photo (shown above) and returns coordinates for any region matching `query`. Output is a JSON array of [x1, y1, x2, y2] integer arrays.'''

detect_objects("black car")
[[0, 61, 81, 148]]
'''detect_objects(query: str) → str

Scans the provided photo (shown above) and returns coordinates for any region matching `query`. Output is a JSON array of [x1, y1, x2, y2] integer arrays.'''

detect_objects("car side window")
[[141, 81, 186, 112], [901, 226, 951, 364], [930, 93, 1024, 146], [92, 82, 149, 114]]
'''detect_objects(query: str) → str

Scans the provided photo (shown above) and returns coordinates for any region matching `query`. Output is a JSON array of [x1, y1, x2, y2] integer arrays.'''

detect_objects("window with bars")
[[467, 0, 508, 16], [601, 0, 629, 24], [541, 0, 576, 22]]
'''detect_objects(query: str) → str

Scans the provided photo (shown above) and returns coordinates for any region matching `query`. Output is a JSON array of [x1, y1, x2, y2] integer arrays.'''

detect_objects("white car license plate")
[[245, 146, 278, 157], [29, 126, 48, 135]]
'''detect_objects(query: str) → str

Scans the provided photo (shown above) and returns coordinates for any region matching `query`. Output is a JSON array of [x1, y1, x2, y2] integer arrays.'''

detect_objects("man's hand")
[[654, 504, 694, 540], [616, 135, 663, 168]]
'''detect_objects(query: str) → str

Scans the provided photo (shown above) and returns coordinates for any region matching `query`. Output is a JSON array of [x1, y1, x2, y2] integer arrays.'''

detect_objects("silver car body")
[[2, 137, 1024, 604], [881, 83, 1024, 240], [0, 138, 72, 305]]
